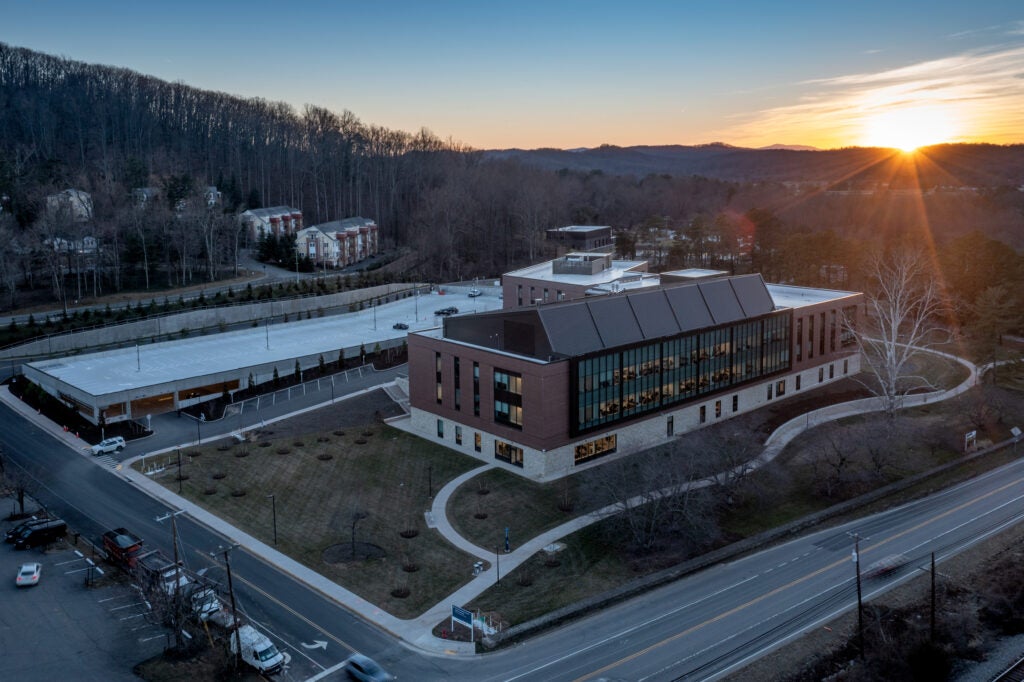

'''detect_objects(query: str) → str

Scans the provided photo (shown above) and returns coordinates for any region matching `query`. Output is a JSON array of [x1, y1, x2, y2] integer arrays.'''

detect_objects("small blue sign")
[[452, 605, 473, 626]]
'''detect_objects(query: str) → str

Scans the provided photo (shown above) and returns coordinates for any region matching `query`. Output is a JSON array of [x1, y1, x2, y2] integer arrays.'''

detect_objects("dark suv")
[[13, 518, 67, 550]]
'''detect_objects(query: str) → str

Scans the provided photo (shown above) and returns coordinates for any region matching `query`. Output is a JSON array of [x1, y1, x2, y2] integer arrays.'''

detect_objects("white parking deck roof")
[[28, 285, 503, 397]]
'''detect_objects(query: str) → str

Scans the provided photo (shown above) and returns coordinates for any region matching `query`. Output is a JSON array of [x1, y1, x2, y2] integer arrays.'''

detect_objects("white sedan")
[[16, 562, 42, 587]]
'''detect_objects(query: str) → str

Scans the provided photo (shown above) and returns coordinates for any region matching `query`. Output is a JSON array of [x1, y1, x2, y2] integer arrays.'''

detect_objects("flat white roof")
[[29, 285, 504, 397], [549, 225, 611, 233], [664, 268, 729, 278], [504, 259, 648, 287], [766, 283, 859, 308]]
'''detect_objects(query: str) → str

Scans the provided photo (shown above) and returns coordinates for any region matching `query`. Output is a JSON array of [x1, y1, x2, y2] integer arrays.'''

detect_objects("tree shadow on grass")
[[322, 542, 386, 563]]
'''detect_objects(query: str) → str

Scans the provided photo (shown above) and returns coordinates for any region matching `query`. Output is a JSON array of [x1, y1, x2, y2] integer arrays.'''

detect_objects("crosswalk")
[[91, 453, 119, 469]]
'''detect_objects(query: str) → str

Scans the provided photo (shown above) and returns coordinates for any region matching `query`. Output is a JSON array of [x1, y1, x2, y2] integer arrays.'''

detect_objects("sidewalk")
[[0, 347, 987, 658]]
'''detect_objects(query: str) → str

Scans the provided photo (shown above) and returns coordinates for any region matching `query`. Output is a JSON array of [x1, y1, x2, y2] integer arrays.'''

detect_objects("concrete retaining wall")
[[1, 283, 419, 361]]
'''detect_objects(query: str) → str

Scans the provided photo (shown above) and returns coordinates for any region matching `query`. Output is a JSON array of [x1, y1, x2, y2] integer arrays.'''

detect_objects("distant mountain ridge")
[[483, 143, 1024, 187]]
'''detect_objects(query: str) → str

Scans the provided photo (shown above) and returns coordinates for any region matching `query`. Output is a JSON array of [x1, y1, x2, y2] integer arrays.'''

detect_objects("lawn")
[[139, 418, 479, 619]]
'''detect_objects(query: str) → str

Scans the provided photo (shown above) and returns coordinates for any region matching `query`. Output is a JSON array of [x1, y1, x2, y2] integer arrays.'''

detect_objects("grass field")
[[139, 423, 479, 618]]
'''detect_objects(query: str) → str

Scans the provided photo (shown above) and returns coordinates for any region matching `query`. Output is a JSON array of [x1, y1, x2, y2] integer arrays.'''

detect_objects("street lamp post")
[[267, 494, 277, 545]]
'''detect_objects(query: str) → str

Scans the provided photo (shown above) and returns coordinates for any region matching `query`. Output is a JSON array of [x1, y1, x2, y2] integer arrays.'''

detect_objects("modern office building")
[[407, 265, 862, 481]]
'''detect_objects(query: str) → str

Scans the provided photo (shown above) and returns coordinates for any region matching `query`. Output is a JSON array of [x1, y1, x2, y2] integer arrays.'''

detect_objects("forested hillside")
[[0, 42, 1020, 319]]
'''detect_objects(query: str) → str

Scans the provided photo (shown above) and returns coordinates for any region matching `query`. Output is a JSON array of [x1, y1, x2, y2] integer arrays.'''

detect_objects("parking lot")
[[2, 502, 166, 681]]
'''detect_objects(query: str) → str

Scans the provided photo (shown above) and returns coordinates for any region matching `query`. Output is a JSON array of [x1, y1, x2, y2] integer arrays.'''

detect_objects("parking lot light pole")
[[176, 448, 182, 494], [267, 494, 277, 545]]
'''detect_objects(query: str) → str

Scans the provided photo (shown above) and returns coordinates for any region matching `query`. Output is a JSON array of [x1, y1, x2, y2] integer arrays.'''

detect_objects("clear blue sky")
[[3, 1, 1022, 149]]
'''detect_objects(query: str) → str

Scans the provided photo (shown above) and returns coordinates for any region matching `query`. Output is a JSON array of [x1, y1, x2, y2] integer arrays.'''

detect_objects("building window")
[[453, 357, 461, 411], [570, 310, 791, 435], [830, 310, 837, 352], [667, 416, 674, 437], [829, 363, 835, 379], [474, 432, 481, 452], [820, 312, 827, 356], [436, 419, 444, 438], [714, 400, 722, 418], [495, 440, 523, 467], [574, 434, 617, 464], [435, 352, 443, 405], [843, 359, 849, 375], [795, 375, 801, 390], [557, 290, 565, 301], [767, 383, 773, 400], [818, 367, 824, 383], [455, 425, 462, 445], [776, 379, 786, 397], [543, 288, 549, 301], [795, 318, 803, 361], [807, 315, 815, 359], [841, 305, 858, 347], [473, 362, 480, 416], [732, 395, 738, 412], [493, 369, 523, 428], [517, 284, 522, 306], [700, 405, 706, 423]]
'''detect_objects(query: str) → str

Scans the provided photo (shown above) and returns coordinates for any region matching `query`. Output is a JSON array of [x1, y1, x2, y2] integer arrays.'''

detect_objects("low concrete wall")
[[1, 283, 420, 361]]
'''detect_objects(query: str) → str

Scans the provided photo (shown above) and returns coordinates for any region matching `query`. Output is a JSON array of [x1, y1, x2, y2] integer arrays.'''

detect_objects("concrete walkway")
[[0, 347, 989, 658]]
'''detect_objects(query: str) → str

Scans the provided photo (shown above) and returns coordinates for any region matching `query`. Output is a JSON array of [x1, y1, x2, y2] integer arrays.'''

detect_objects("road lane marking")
[[575, 473, 1024, 681], [201, 550, 352, 671]]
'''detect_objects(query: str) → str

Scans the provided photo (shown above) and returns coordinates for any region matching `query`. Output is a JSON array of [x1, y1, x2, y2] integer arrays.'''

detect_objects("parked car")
[[16, 562, 42, 587], [13, 518, 67, 550], [434, 306, 459, 316], [5, 516, 43, 543], [392, 322, 409, 330], [468, 288, 482, 297], [344, 653, 394, 681], [91, 436, 126, 455]]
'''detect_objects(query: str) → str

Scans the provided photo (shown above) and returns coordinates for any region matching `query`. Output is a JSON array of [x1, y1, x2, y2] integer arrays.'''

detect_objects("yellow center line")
[[577, 474, 1024, 681]]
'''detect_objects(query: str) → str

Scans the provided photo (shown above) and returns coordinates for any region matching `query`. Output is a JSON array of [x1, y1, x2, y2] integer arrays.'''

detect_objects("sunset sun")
[[861, 106, 958, 152]]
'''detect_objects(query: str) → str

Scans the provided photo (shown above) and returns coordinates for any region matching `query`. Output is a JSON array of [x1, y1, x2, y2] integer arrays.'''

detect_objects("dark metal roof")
[[729, 274, 776, 317], [446, 273, 779, 359]]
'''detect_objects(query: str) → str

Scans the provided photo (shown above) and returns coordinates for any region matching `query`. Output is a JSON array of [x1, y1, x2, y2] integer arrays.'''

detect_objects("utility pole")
[[211, 544, 242, 671], [930, 552, 936, 643], [850, 532, 864, 659], [156, 510, 186, 650]]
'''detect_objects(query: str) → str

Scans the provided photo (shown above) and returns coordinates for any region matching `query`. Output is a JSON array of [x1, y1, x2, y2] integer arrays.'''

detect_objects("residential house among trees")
[[240, 206, 303, 240], [45, 189, 93, 223], [294, 217, 379, 268]]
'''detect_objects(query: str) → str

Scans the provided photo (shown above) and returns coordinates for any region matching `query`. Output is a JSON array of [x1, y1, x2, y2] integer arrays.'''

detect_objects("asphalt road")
[[3, 379, 1021, 680]]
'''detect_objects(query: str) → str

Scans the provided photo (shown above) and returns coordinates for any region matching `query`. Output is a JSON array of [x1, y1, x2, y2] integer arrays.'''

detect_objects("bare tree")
[[1, 454, 40, 516], [587, 449, 717, 554], [850, 249, 951, 419]]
